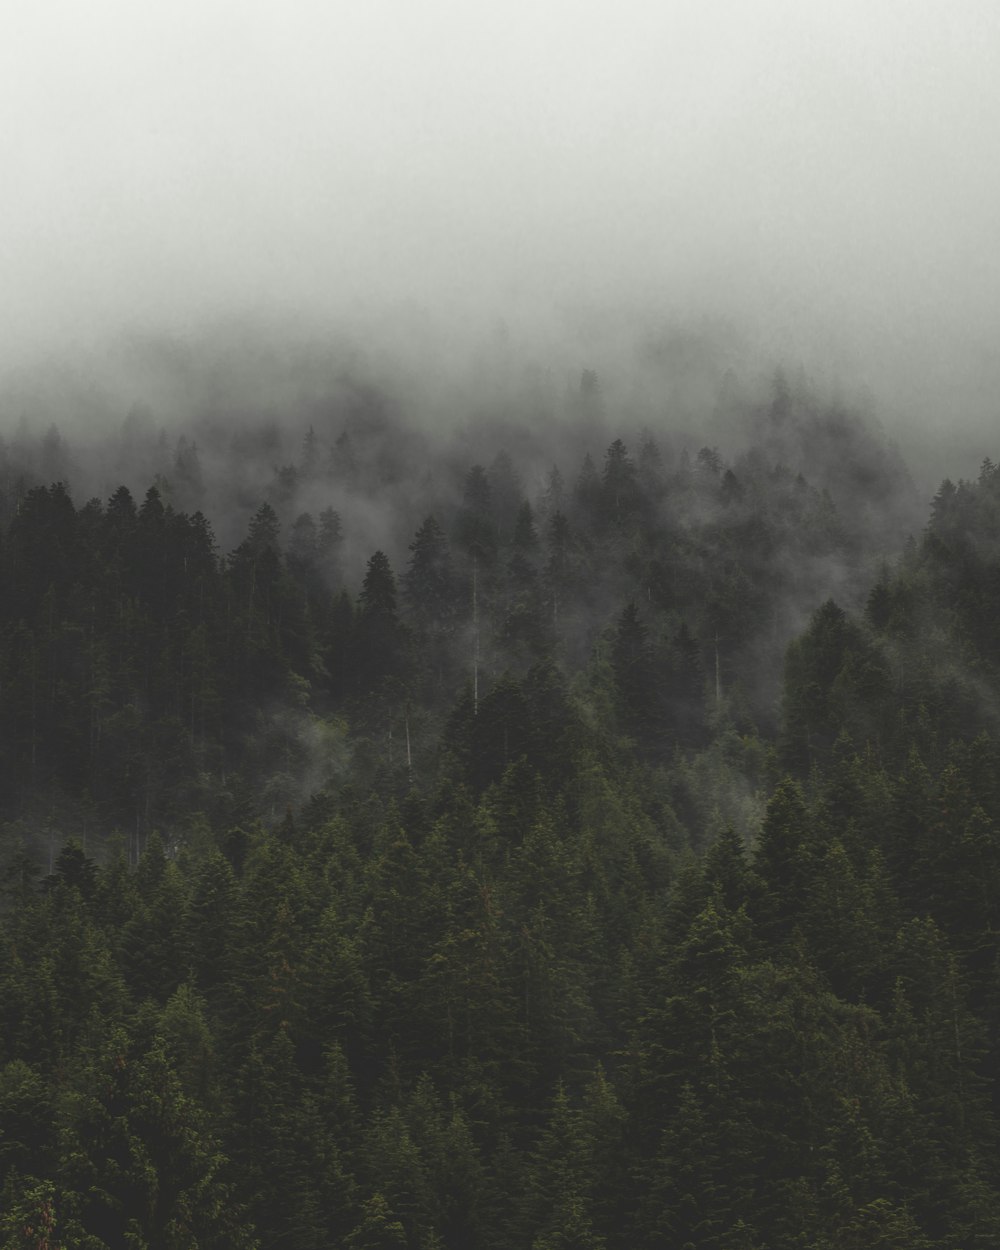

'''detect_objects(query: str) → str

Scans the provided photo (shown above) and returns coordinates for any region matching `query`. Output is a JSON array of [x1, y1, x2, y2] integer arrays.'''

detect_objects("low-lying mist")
[[0, 312, 928, 569]]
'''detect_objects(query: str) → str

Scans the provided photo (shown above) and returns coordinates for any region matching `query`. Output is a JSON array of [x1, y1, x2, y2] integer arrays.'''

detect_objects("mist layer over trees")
[[2, 338, 1000, 1248]]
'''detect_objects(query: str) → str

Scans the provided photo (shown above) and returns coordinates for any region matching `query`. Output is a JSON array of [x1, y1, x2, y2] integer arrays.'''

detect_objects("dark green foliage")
[[780, 599, 893, 771], [752, 779, 815, 942], [354, 549, 409, 695], [405, 515, 460, 692], [4, 402, 1000, 1249], [611, 601, 663, 754], [405, 516, 455, 628], [457, 465, 498, 567]]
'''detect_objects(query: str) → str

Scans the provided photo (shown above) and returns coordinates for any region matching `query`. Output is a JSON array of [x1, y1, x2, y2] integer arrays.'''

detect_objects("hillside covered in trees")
[[2, 362, 999, 1249]]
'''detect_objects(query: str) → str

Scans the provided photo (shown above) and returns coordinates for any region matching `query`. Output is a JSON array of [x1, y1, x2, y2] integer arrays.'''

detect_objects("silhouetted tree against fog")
[[300, 424, 320, 476], [405, 515, 458, 689], [404, 516, 455, 627], [489, 449, 523, 542], [173, 434, 205, 510], [501, 501, 549, 663], [288, 511, 319, 569], [317, 506, 344, 584], [602, 438, 639, 531], [573, 453, 602, 533], [354, 550, 407, 693], [227, 501, 313, 690], [637, 432, 665, 503], [230, 502, 281, 638], [539, 464, 566, 522], [543, 511, 574, 632], [456, 464, 497, 570], [612, 601, 664, 756]]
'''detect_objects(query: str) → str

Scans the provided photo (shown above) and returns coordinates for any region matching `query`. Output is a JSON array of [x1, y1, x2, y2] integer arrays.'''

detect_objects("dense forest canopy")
[[1, 350, 999, 1249]]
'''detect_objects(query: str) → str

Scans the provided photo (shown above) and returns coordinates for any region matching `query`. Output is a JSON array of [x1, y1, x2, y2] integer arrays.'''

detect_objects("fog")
[[3, 0, 1000, 480]]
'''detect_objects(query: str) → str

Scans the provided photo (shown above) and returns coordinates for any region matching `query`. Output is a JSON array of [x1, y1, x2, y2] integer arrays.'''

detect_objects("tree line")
[[2, 388, 999, 1247]]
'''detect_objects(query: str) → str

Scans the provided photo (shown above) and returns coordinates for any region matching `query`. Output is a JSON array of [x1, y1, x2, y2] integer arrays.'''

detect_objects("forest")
[[1, 357, 1000, 1249]]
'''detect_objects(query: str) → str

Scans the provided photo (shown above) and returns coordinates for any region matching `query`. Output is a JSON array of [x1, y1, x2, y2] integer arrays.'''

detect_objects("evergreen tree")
[[355, 551, 408, 693], [601, 438, 638, 531], [612, 602, 664, 755]]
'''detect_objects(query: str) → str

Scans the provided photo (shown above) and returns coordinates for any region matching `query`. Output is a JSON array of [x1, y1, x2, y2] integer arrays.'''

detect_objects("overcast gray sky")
[[3, 0, 999, 441]]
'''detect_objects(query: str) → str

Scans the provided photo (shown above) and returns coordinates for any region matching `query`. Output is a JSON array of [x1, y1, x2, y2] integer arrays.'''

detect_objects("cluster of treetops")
[[1, 373, 1000, 1248]]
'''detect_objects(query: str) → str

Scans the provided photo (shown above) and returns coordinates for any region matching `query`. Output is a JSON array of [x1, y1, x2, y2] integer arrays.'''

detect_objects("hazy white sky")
[[2, 0, 999, 432]]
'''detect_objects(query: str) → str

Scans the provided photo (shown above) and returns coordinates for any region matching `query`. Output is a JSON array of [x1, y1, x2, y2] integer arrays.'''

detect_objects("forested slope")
[[1, 373, 998, 1249]]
